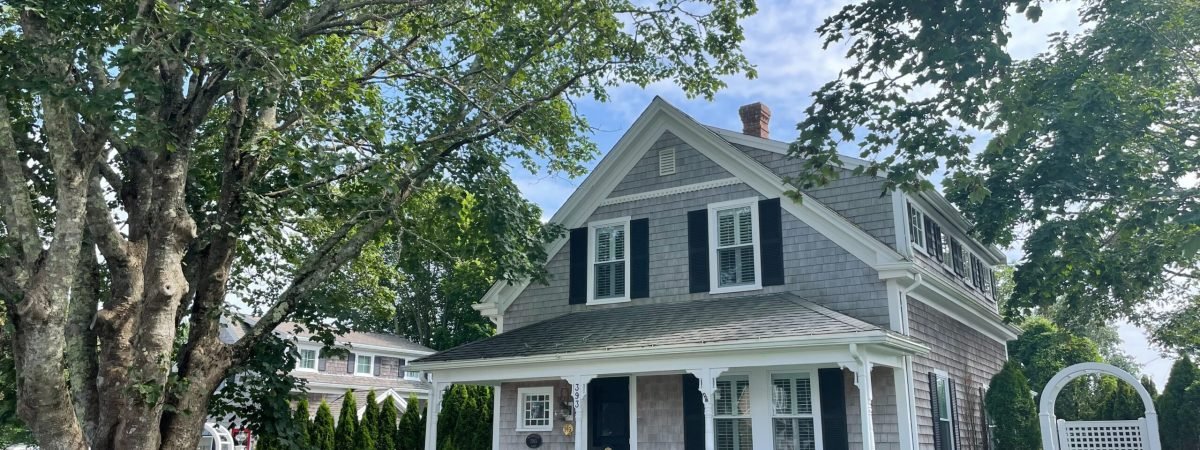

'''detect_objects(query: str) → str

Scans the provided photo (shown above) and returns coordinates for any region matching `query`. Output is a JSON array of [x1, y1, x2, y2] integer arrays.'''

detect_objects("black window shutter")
[[318, 355, 327, 372], [931, 222, 944, 262], [990, 270, 998, 300], [926, 214, 936, 254], [568, 227, 588, 304], [630, 218, 650, 298], [374, 358, 381, 376], [687, 210, 709, 293], [948, 378, 962, 450], [759, 198, 784, 286], [818, 368, 849, 450], [347, 353, 356, 374], [681, 374, 704, 450], [929, 372, 943, 450]]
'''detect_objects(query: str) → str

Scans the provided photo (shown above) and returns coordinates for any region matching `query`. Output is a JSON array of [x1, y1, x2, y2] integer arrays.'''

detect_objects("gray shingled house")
[[219, 316, 434, 423], [408, 98, 1018, 450]]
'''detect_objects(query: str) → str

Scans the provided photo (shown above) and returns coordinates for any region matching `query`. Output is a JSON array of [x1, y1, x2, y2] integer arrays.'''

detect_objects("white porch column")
[[424, 382, 450, 450], [492, 383, 502, 450], [894, 358, 918, 450], [687, 368, 728, 450], [563, 375, 596, 450], [846, 345, 877, 450]]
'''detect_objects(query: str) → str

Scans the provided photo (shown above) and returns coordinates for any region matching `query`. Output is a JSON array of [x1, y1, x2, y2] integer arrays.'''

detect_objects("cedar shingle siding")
[[909, 298, 1005, 450], [503, 134, 891, 331]]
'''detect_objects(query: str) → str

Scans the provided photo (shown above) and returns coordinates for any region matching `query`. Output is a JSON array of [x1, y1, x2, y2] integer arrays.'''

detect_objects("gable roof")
[[474, 97, 909, 320], [219, 315, 435, 355], [422, 293, 918, 364]]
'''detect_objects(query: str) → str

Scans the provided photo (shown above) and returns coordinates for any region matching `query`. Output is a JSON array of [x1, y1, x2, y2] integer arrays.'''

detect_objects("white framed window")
[[354, 354, 374, 376], [771, 372, 821, 450], [940, 230, 955, 271], [587, 217, 631, 304], [708, 199, 762, 293], [297, 348, 318, 371], [516, 387, 553, 432], [715, 375, 753, 450], [907, 201, 927, 253], [934, 371, 957, 450], [404, 370, 421, 381]]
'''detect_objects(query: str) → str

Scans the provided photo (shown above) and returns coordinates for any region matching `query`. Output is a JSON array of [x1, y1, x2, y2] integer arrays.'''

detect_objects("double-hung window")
[[715, 375, 753, 450], [297, 348, 318, 371], [772, 373, 819, 450], [908, 202, 927, 252], [709, 199, 761, 293], [516, 387, 553, 432], [355, 354, 373, 375], [941, 231, 954, 270], [950, 239, 965, 277], [588, 217, 630, 303]]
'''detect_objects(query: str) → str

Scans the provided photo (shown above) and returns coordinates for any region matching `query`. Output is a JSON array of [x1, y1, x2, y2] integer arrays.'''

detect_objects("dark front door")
[[588, 377, 630, 450]]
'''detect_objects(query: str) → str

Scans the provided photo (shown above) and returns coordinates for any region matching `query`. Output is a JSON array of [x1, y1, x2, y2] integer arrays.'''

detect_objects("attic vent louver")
[[658, 147, 676, 176]]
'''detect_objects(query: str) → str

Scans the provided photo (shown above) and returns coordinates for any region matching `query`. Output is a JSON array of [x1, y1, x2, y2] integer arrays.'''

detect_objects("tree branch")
[[0, 96, 45, 277]]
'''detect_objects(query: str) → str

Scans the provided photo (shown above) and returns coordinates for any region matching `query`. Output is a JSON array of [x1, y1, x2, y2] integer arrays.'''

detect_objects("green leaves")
[[799, 0, 1200, 343]]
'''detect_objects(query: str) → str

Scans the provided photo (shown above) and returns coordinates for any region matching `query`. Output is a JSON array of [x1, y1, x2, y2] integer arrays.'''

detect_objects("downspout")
[[897, 272, 923, 450]]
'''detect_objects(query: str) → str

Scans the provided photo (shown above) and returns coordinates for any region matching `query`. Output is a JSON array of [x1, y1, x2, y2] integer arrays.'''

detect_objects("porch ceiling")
[[415, 293, 910, 365]]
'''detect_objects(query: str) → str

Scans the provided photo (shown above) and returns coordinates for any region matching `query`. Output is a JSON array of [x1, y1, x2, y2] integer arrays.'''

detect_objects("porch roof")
[[416, 293, 895, 364]]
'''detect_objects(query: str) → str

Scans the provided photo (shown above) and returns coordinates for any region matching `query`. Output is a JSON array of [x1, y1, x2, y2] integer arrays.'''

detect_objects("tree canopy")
[[0, 1, 756, 449], [799, 0, 1199, 343]]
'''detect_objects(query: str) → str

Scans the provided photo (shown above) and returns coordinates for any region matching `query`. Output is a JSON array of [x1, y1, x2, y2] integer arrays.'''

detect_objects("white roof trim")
[[475, 97, 910, 320], [409, 330, 927, 373]]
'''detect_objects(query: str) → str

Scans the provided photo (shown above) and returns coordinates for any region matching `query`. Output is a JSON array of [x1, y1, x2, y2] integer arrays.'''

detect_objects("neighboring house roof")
[[301, 371, 430, 393], [219, 315, 435, 355], [418, 292, 911, 364]]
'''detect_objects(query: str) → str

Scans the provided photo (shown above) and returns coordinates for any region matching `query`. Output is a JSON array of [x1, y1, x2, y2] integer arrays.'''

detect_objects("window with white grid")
[[715, 375, 753, 450], [709, 199, 761, 293], [908, 202, 927, 252], [297, 348, 318, 371], [516, 387, 553, 432], [587, 217, 629, 304], [772, 373, 818, 450]]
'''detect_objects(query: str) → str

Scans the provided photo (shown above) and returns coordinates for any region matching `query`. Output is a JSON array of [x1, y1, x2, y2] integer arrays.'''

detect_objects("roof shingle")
[[416, 293, 881, 364]]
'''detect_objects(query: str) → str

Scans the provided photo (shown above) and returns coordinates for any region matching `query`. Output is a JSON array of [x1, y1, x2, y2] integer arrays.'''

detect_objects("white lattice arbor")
[[1039, 363, 1161, 450]]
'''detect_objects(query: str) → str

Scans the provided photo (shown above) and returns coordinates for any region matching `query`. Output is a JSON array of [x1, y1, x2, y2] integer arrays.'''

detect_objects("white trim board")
[[599, 177, 742, 206], [474, 97, 908, 321]]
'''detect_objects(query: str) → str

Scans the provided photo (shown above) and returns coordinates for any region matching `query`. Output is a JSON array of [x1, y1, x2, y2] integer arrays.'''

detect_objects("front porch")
[[409, 295, 929, 450]]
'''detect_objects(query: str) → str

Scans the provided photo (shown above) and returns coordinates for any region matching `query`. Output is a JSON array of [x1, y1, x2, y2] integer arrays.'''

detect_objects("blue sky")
[[507, 0, 1177, 386]]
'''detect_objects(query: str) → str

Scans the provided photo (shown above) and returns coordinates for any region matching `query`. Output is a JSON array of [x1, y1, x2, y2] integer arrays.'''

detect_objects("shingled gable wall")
[[502, 131, 891, 331]]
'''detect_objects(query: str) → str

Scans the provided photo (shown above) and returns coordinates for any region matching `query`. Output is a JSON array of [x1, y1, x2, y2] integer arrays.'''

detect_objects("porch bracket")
[[424, 381, 451, 450], [687, 368, 729, 450], [847, 344, 877, 450], [563, 375, 597, 450]]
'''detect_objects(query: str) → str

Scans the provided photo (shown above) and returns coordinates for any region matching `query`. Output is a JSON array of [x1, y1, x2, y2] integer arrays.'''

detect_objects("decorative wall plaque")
[[524, 433, 543, 448]]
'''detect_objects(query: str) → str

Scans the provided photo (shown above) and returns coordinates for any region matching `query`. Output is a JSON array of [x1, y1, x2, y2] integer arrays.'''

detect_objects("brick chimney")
[[738, 102, 771, 139]]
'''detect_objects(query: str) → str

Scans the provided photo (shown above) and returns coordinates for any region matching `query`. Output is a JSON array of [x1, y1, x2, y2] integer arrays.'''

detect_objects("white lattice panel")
[[1058, 420, 1148, 450]]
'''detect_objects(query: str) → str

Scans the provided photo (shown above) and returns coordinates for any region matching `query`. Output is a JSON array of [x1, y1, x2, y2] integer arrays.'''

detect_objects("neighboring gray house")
[[220, 317, 434, 422], [409, 98, 1018, 450]]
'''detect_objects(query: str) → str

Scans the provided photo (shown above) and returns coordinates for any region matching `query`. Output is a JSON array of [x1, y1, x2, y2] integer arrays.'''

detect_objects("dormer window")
[[355, 354, 374, 375], [297, 348, 318, 371], [907, 202, 927, 253], [587, 217, 630, 304], [708, 199, 761, 293]]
